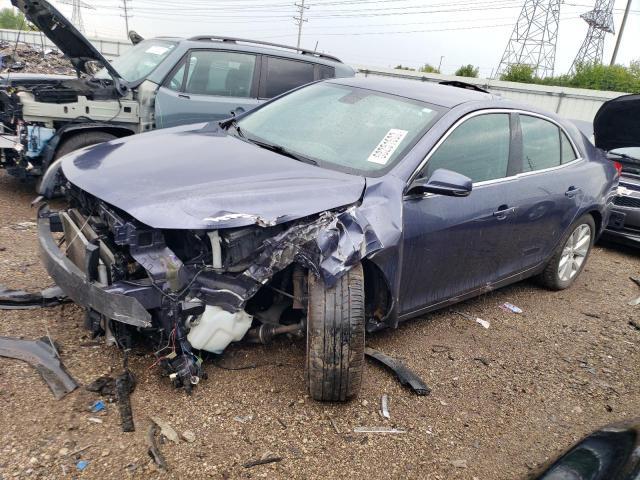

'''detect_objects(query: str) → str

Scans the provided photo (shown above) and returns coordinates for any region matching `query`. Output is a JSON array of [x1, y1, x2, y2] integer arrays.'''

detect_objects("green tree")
[[394, 64, 415, 71], [500, 64, 535, 83], [419, 63, 440, 73], [0, 8, 37, 30], [455, 64, 479, 77]]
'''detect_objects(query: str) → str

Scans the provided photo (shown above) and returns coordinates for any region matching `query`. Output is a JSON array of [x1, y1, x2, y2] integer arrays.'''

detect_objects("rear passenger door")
[[510, 113, 583, 270], [155, 50, 261, 128], [259, 56, 317, 99]]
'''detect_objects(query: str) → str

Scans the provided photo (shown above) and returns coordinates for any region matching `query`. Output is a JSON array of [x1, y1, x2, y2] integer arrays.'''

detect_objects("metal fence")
[[0, 28, 624, 122]]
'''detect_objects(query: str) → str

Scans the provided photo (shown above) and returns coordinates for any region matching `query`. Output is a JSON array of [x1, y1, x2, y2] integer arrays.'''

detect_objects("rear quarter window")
[[263, 57, 315, 98]]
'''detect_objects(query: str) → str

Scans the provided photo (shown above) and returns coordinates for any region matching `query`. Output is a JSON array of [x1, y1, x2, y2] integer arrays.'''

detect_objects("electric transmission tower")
[[293, 0, 309, 50], [569, 0, 615, 72], [495, 0, 561, 79], [57, 0, 95, 33]]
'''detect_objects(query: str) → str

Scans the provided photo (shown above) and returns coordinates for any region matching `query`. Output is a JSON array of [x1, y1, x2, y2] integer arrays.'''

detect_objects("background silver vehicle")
[[0, 0, 354, 180]]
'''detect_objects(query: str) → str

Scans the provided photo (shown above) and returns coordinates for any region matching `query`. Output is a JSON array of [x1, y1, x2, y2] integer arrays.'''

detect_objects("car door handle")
[[493, 206, 516, 220], [565, 186, 582, 198], [178, 94, 190, 99]]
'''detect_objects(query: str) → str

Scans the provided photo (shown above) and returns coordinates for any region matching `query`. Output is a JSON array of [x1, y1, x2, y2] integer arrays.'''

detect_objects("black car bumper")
[[603, 204, 640, 247], [37, 206, 152, 327]]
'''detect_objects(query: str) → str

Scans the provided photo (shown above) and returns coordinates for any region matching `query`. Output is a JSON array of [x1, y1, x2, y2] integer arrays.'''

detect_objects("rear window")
[[263, 57, 315, 98], [521, 115, 561, 172]]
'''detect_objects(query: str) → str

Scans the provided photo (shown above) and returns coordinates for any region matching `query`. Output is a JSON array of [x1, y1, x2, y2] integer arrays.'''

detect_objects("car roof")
[[326, 76, 496, 108], [155, 35, 349, 70]]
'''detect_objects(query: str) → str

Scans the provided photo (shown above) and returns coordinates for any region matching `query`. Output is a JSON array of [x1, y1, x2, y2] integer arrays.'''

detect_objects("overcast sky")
[[4, 0, 638, 77]]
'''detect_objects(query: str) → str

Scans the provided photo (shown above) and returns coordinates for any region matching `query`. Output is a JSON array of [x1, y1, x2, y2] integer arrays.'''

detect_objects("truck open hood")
[[593, 94, 640, 152], [60, 124, 366, 230], [11, 0, 122, 81]]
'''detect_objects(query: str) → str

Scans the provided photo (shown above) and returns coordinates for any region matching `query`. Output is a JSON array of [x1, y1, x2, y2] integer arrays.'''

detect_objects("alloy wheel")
[[558, 224, 592, 282]]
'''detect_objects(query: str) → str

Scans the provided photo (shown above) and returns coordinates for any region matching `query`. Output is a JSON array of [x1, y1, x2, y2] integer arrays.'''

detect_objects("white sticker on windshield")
[[146, 46, 169, 55], [367, 129, 408, 165]]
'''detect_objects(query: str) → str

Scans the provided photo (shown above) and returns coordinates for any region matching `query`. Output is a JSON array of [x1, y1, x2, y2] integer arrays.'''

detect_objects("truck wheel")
[[306, 264, 365, 402], [54, 131, 117, 160], [538, 214, 596, 290]]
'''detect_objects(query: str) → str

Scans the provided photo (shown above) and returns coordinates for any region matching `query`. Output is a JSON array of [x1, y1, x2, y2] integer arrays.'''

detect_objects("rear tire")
[[306, 264, 365, 402], [538, 214, 595, 290]]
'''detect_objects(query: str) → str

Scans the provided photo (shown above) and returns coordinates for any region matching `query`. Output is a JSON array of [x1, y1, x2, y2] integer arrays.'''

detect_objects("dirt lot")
[[0, 170, 639, 480]]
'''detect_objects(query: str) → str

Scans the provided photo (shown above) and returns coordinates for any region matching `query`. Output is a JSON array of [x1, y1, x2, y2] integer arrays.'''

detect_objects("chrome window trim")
[[406, 108, 583, 190]]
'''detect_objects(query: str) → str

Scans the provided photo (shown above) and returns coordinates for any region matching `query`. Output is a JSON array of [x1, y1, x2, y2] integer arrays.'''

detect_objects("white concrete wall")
[[356, 66, 624, 122]]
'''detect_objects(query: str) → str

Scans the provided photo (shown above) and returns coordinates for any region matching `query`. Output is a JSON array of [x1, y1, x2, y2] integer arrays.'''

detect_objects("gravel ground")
[[0, 170, 639, 480]]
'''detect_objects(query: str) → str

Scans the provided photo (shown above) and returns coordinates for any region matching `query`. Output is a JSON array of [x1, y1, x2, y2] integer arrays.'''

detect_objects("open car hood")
[[11, 0, 122, 81], [594, 94, 640, 152], [60, 124, 366, 230]]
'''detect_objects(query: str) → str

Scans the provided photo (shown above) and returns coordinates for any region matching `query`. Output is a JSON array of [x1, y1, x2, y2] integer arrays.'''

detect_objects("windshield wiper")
[[245, 138, 317, 165], [219, 117, 245, 138]]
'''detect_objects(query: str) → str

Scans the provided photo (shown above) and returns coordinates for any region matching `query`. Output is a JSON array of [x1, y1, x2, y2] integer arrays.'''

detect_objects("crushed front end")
[[37, 183, 381, 392]]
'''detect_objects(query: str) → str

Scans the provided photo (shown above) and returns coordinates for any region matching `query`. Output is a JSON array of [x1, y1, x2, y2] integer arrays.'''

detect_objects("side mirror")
[[407, 168, 472, 197]]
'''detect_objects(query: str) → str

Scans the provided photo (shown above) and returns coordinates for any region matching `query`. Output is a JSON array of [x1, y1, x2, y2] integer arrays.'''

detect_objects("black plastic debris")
[[146, 423, 168, 470], [0, 336, 78, 399], [365, 347, 431, 396], [0, 284, 68, 310], [86, 370, 136, 432]]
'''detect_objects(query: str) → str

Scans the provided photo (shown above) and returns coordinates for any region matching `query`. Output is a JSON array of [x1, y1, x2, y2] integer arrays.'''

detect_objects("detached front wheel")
[[306, 264, 365, 402]]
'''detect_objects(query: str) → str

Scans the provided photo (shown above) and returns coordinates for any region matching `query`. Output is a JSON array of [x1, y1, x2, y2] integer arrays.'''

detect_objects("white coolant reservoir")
[[187, 306, 252, 354]]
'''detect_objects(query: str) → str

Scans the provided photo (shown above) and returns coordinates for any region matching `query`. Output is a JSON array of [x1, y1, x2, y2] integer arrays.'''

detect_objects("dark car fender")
[[38, 123, 136, 197]]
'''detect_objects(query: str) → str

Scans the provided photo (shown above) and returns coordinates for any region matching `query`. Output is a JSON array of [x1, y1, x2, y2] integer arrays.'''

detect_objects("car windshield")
[[237, 82, 443, 174], [94, 39, 177, 83]]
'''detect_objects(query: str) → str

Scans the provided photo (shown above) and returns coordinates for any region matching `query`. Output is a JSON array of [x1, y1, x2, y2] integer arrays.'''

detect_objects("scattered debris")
[[86, 371, 136, 432], [91, 400, 106, 413], [150, 416, 179, 443], [353, 426, 406, 434], [181, 430, 196, 443], [630, 276, 640, 288], [0, 42, 74, 75], [454, 311, 490, 328], [500, 302, 523, 314], [365, 347, 431, 396], [88, 417, 103, 424], [582, 312, 601, 319], [0, 336, 78, 399], [276, 418, 288, 429], [10, 221, 37, 230], [380, 394, 390, 419], [242, 453, 283, 468], [234, 415, 254, 424], [69, 444, 93, 457], [476, 318, 491, 329], [629, 320, 640, 331], [451, 459, 468, 468], [329, 417, 340, 434], [473, 357, 491, 366], [0, 284, 68, 310], [628, 296, 640, 306], [115, 370, 136, 432], [146, 423, 167, 470], [76, 460, 89, 471]]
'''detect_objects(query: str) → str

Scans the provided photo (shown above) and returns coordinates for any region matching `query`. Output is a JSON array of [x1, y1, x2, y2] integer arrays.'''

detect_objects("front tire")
[[306, 264, 365, 402], [538, 214, 596, 290]]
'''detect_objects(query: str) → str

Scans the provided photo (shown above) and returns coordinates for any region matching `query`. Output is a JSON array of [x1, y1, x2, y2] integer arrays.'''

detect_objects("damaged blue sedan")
[[37, 77, 619, 401]]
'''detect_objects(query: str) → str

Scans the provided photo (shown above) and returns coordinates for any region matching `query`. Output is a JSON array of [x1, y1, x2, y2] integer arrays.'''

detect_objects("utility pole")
[[121, 0, 132, 39], [293, 0, 309, 50], [610, 0, 632, 65], [438, 55, 444, 72]]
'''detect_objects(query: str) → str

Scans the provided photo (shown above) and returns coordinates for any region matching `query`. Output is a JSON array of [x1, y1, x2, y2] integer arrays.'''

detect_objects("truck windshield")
[[237, 82, 443, 175], [95, 39, 177, 84]]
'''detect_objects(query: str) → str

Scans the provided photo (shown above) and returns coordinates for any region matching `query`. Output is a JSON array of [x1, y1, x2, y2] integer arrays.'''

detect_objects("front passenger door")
[[155, 50, 261, 128], [399, 113, 522, 315]]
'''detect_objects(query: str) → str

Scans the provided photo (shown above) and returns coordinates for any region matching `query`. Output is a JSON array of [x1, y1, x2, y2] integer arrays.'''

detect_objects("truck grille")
[[614, 196, 640, 208]]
